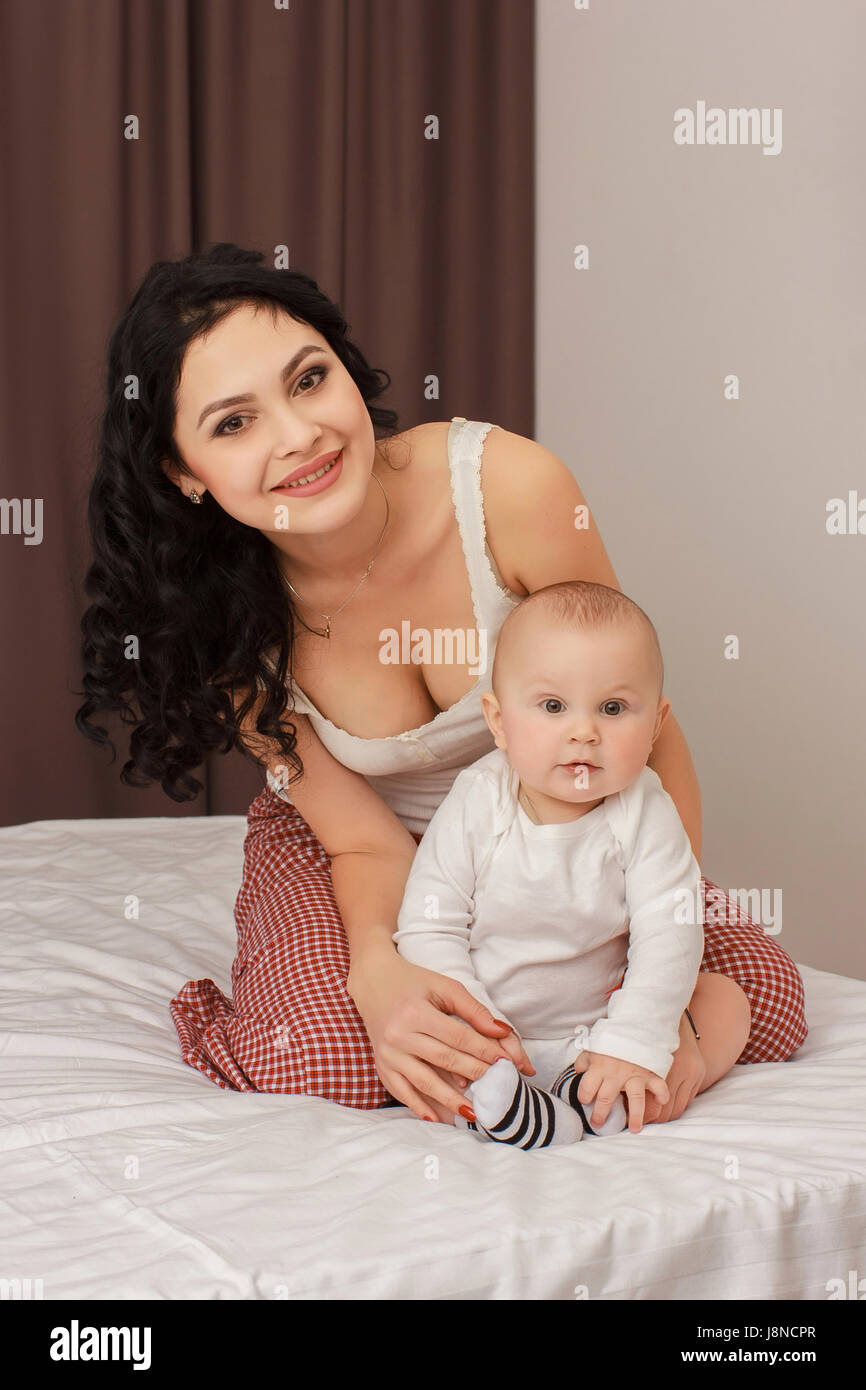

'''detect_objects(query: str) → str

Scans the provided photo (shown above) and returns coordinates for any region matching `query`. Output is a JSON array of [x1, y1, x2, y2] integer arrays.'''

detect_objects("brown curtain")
[[0, 0, 534, 825]]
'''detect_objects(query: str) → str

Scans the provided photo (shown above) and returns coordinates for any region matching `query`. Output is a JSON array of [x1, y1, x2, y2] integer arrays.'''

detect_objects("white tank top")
[[266, 417, 524, 836]]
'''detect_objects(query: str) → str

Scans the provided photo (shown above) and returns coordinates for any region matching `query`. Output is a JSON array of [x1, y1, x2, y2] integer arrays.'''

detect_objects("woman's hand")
[[347, 946, 536, 1124], [640, 1013, 707, 1125]]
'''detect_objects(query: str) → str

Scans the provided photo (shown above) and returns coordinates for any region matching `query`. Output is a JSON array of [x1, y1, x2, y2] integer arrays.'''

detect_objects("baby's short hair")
[[491, 580, 664, 698]]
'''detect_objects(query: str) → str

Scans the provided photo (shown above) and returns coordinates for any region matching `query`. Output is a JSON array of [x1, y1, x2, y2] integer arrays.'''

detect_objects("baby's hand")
[[574, 1049, 670, 1134]]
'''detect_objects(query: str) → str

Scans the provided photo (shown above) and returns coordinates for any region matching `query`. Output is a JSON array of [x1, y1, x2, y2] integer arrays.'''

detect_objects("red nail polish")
[[458, 1104, 477, 1121], [492, 1018, 511, 1029], [422, 1114, 435, 1122]]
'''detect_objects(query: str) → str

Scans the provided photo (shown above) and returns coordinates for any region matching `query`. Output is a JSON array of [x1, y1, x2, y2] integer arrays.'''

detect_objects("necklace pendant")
[[323, 620, 331, 639]]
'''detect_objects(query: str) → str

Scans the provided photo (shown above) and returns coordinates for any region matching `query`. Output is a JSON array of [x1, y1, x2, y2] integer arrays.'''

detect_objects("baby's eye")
[[602, 700, 624, 716], [542, 699, 565, 714]]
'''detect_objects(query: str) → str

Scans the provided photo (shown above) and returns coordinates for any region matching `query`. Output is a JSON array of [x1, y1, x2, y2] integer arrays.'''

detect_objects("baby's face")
[[481, 618, 669, 816]]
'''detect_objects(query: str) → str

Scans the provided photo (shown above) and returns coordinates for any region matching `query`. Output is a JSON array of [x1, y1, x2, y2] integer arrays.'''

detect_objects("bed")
[[1, 808, 864, 1301]]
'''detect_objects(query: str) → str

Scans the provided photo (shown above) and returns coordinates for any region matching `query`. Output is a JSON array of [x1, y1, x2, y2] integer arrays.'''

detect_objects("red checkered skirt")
[[170, 785, 808, 1101]]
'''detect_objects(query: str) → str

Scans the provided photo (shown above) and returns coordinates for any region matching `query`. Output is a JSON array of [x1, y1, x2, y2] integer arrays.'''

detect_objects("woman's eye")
[[602, 700, 624, 716], [296, 365, 328, 393], [216, 414, 246, 436], [214, 365, 329, 436]]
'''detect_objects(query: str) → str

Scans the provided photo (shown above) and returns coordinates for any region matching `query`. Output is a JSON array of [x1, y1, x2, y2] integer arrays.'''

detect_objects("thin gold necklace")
[[281, 472, 390, 639]]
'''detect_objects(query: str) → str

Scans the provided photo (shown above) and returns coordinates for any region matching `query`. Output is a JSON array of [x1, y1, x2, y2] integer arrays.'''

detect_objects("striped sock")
[[459, 1058, 585, 1149], [549, 1062, 628, 1136]]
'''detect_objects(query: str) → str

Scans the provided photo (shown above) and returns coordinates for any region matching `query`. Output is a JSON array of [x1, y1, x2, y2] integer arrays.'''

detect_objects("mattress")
[[1, 811, 864, 1300]]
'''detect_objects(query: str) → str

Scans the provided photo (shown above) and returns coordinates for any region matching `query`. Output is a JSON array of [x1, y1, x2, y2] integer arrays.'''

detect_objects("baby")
[[393, 579, 713, 1150]]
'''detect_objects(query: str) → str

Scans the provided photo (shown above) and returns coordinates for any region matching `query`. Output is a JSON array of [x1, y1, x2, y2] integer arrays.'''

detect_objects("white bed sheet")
[[0, 811, 864, 1301]]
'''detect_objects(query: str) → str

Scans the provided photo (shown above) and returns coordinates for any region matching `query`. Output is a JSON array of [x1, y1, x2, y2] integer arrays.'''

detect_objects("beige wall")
[[536, 1, 865, 978]]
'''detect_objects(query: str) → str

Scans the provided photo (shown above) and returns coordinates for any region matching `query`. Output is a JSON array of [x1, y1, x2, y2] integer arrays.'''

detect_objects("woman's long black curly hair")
[[74, 242, 400, 802]]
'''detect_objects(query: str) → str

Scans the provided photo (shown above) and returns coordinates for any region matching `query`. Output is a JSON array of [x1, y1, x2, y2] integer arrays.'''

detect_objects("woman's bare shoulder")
[[394, 418, 452, 453], [397, 420, 534, 593], [479, 425, 623, 595], [377, 419, 446, 470]]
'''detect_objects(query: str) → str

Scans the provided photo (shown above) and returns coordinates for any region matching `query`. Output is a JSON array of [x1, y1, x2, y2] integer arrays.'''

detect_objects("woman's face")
[[167, 301, 376, 536]]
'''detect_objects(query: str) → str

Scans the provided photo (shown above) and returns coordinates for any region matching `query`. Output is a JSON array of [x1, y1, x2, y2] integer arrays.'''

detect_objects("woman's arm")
[[645, 709, 703, 866], [234, 698, 532, 1120], [332, 850, 415, 976]]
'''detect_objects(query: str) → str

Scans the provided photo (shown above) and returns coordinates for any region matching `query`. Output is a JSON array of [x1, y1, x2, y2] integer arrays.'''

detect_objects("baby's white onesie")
[[393, 747, 704, 1088]]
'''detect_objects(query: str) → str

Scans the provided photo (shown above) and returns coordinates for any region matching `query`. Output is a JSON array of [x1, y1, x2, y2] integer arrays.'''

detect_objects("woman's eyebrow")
[[196, 344, 324, 429]]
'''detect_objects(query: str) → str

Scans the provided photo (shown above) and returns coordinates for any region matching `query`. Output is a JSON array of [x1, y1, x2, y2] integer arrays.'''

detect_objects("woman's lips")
[[270, 450, 343, 496]]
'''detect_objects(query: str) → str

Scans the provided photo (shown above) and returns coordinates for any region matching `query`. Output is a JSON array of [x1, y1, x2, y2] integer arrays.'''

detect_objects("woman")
[[75, 242, 807, 1126]]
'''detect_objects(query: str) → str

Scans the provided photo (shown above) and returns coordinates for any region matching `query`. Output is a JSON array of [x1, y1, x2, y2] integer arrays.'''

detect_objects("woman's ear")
[[161, 459, 203, 501], [160, 458, 181, 488]]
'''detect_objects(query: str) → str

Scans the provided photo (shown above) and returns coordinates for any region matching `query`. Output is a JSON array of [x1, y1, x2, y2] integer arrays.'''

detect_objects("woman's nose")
[[271, 403, 321, 455]]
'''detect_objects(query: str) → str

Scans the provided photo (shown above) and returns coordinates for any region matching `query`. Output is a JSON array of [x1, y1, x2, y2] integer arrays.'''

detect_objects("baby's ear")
[[480, 690, 502, 739], [652, 697, 672, 742]]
